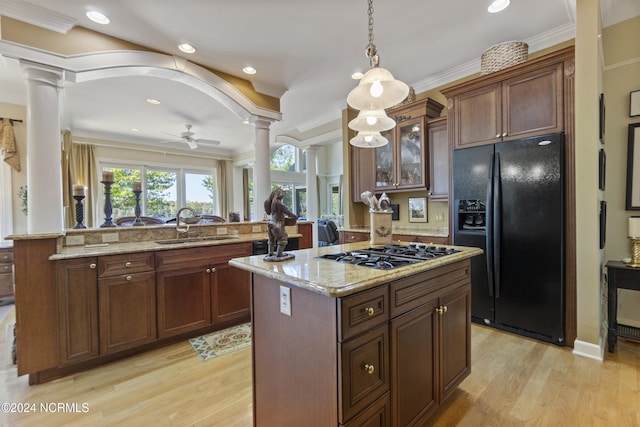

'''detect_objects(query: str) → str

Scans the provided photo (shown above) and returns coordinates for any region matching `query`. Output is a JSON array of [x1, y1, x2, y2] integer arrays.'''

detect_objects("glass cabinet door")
[[397, 118, 425, 188], [375, 130, 394, 189]]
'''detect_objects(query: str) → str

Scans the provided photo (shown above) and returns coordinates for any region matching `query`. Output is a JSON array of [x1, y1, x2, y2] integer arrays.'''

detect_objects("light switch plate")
[[280, 286, 291, 316], [252, 225, 262, 233], [216, 227, 228, 235]]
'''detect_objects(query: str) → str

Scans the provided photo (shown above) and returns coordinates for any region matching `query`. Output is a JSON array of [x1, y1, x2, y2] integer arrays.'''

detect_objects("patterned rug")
[[189, 322, 251, 361]]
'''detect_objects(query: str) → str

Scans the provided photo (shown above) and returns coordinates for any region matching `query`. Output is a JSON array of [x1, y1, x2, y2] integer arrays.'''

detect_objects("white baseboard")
[[572, 338, 604, 361]]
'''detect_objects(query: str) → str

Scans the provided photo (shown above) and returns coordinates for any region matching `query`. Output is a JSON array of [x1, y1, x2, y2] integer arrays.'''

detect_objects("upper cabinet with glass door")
[[374, 99, 444, 192]]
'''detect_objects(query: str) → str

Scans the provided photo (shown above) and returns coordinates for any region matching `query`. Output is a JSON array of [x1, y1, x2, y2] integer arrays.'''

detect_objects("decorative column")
[[251, 116, 273, 220], [304, 146, 319, 247], [20, 61, 65, 234]]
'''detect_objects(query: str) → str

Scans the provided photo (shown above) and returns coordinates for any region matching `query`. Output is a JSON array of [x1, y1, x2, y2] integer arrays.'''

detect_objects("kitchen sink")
[[155, 236, 238, 245]]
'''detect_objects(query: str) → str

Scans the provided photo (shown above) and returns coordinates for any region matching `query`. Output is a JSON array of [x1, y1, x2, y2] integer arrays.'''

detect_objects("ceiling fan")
[[159, 124, 220, 150]]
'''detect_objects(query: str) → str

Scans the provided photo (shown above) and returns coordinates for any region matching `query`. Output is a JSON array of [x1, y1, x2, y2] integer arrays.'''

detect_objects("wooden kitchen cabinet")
[[98, 253, 156, 355], [445, 55, 566, 150], [0, 245, 14, 301], [56, 257, 99, 365], [211, 260, 251, 324], [426, 117, 449, 200], [340, 230, 370, 244], [350, 99, 444, 202]]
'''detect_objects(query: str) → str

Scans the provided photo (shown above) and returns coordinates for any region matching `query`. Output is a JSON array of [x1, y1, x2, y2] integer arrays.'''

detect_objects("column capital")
[[249, 115, 274, 130], [19, 60, 64, 88], [303, 146, 319, 154]]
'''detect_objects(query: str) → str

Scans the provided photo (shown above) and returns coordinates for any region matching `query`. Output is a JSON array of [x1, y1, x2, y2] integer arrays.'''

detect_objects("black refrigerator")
[[452, 133, 565, 345]]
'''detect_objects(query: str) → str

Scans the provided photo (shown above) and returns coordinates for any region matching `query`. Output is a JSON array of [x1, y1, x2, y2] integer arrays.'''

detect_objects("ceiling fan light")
[[348, 109, 395, 132], [349, 131, 389, 148]]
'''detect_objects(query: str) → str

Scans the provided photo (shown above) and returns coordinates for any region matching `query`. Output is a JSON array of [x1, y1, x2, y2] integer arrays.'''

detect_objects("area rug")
[[189, 322, 251, 361]]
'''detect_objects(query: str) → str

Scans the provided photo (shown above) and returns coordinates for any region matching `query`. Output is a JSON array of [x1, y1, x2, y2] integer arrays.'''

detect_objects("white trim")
[[0, 163, 13, 242], [0, 0, 76, 34], [572, 339, 604, 361]]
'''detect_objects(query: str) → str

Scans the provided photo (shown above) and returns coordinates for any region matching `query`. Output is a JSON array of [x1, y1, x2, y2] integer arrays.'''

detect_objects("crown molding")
[[0, 0, 76, 33]]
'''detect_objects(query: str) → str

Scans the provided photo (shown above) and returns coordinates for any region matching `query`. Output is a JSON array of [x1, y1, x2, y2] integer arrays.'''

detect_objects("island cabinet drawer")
[[0, 250, 13, 264], [340, 392, 390, 427], [339, 324, 390, 424], [0, 263, 12, 274], [390, 260, 470, 317], [98, 252, 155, 278], [338, 285, 389, 342]]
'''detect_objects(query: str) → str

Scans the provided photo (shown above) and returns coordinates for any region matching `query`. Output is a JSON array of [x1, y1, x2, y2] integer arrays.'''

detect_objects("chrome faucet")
[[176, 207, 201, 237]]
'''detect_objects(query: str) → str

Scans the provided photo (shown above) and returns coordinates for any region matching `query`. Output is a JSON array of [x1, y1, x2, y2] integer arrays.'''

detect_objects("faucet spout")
[[176, 207, 200, 237]]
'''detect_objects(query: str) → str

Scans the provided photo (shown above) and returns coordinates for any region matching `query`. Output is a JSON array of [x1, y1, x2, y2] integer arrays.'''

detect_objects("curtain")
[[64, 133, 97, 228], [216, 159, 228, 220]]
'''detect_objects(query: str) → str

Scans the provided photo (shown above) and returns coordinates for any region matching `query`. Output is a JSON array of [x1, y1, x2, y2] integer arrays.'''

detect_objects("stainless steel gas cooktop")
[[318, 243, 460, 270]]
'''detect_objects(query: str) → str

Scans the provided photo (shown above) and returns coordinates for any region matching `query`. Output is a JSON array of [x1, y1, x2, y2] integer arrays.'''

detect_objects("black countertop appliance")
[[452, 133, 565, 345]]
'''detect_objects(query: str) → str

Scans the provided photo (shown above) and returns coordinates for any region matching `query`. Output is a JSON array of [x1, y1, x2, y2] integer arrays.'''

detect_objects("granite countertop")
[[229, 242, 482, 298], [339, 225, 449, 238], [48, 232, 301, 260]]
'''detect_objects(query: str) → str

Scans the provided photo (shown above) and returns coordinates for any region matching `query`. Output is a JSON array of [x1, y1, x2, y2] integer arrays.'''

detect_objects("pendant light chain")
[[365, 0, 379, 68]]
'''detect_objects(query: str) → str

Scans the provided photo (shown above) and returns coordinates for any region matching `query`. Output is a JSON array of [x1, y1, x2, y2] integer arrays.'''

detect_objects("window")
[[330, 185, 340, 216], [101, 164, 216, 220]]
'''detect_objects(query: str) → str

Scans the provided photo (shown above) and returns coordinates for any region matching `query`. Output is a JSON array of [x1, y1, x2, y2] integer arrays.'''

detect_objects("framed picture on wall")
[[631, 90, 640, 117], [599, 148, 606, 190], [408, 197, 427, 223], [626, 123, 640, 209], [599, 93, 606, 143]]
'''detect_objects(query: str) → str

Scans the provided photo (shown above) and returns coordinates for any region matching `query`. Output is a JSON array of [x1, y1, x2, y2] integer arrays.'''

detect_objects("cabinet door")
[[396, 117, 426, 190], [374, 131, 395, 191], [427, 117, 449, 199], [438, 284, 471, 401], [211, 262, 250, 324], [57, 258, 99, 365], [390, 299, 439, 426], [502, 62, 563, 140], [156, 265, 212, 338], [452, 83, 501, 149], [351, 145, 377, 203], [99, 271, 157, 354]]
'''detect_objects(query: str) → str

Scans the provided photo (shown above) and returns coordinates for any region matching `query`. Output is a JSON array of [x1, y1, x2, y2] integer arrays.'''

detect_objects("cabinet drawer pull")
[[364, 307, 375, 316], [125, 262, 132, 268], [126, 275, 132, 281], [89, 263, 96, 269], [363, 363, 375, 375], [2, 255, 8, 260]]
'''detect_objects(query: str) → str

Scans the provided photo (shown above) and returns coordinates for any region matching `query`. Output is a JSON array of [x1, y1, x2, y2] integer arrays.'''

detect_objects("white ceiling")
[[0, 0, 638, 157]]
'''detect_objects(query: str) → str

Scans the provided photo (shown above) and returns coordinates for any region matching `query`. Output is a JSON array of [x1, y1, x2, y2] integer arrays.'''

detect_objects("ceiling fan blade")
[[185, 139, 198, 150], [158, 139, 182, 144], [160, 131, 181, 138], [195, 138, 221, 146]]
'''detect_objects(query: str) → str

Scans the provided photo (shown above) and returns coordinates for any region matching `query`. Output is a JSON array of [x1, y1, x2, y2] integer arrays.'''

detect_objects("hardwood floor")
[[0, 306, 638, 426]]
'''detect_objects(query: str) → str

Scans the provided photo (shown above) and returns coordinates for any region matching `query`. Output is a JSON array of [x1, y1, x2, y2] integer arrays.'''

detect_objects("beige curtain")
[[216, 159, 228, 220], [243, 168, 250, 221], [64, 131, 97, 228]]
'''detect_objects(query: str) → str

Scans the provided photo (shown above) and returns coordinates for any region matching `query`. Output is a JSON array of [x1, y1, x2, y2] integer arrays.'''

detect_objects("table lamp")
[[627, 216, 640, 267]]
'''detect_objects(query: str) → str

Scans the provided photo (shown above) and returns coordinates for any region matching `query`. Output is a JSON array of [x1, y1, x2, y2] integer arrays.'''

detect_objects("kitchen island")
[[229, 242, 482, 427]]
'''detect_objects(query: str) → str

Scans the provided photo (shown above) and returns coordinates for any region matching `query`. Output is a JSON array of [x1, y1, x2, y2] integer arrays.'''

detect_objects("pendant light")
[[348, 108, 396, 133], [350, 131, 389, 148], [347, 0, 409, 110]]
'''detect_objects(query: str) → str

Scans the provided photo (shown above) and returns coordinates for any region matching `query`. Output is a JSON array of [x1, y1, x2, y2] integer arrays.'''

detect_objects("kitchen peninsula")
[[10, 220, 311, 384], [230, 242, 482, 427]]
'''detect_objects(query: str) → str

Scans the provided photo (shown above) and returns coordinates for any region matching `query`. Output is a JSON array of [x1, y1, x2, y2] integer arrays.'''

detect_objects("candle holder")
[[100, 180, 116, 228], [132, 190, 144, 226], [72, 195, 87, 229]]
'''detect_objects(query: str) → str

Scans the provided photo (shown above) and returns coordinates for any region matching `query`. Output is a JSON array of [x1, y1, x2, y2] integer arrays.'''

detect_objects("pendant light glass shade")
[[348, 108, 396, 132], [347, 67, 410, 110], [349, 131, 389, 148]]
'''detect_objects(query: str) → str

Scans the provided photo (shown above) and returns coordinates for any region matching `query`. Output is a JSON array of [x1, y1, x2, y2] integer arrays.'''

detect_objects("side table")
[[606, 260, 640, 352]]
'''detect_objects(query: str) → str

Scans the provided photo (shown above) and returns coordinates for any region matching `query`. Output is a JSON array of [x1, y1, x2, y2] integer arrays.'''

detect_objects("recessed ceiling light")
[[130, 128, 140, 132], [178, 43, 196, 54], [86, 11, 110, 25], [488, 0, 510, 13], [243, 66, 257, 75], [146, 98, 161, 105], [351, 71, 364, 80], [242, 119, 250, 125]]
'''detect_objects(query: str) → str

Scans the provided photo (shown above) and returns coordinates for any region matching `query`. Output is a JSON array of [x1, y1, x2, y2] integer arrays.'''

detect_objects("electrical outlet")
[[216, 227, 228, 235], [66, 235, 85, 246], [101, 232, 119, 243], [280, 286, 291, 316], [252, 225, 262, 233], [435, 213, 444, 221]]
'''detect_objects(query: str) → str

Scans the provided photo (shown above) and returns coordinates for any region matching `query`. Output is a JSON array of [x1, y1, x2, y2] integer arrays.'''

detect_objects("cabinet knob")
[[126, 275, 132, 281], [364, 307, 375, 316], [496, 134, 501, 138], [211, 267, 216, 273], [436, 307, 443, 315], [443, 305, 448, 313], [89, 263, 96, 269], [206, 268, 211, 274], [125, 262, 132, 268], [363, 363, 375, 375], [502, 132, 507, 137]]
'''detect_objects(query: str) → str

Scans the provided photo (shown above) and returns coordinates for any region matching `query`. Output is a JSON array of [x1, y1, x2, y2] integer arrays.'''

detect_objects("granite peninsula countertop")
[[229, 242, 482, 298]]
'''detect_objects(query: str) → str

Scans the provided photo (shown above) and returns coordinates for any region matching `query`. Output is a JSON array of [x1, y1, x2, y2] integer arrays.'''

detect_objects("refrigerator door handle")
[[493, 153, 502, 298], [486, 153, 494, 297]]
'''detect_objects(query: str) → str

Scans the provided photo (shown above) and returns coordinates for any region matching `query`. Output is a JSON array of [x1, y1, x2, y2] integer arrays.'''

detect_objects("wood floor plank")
[[1, 306, 639, 427]]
